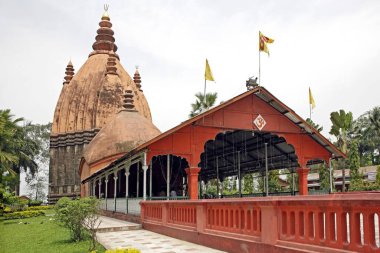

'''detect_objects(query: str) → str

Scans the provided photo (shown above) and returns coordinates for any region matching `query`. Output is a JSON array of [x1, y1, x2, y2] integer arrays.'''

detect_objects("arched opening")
[[199, 130, 300, 198], [149, 155, 188, 198]]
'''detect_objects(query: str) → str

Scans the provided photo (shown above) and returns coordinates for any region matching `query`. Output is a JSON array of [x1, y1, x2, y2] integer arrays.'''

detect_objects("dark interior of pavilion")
[[94, 130, 326, 199]]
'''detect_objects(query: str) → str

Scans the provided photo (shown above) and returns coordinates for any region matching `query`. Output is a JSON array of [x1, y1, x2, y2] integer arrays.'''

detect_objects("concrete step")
[[95, 215, 142, 233]]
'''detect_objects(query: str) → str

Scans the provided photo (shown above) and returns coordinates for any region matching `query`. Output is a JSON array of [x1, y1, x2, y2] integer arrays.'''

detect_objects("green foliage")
[[243, 173, 254, 194], [0, 209, 106, 253], [28, 199, 43, 206], [351, 107, 380, 166], [348, 141, 361, 181], [4, 210, 45, 220], [105, 248, 141, 253], [189, 92, 218, 117], [0, 109, 47, 195], [306, 118, 323, 132], [318, 163, 331, 192], [376, 166, 380, 185], [27, 205, 53, 211], [55, 197, 99, 242]]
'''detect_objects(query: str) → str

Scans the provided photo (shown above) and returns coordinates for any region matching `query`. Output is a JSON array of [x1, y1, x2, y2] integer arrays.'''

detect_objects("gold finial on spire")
[[102, 4, 109, 18]]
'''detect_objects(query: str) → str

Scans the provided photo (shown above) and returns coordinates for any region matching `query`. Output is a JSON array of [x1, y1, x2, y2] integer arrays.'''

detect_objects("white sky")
[[1, 0, 380, 141]]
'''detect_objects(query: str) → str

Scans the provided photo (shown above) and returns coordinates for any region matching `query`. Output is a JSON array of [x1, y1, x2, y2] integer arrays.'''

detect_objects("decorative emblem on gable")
[[253, 114, 266, 131]]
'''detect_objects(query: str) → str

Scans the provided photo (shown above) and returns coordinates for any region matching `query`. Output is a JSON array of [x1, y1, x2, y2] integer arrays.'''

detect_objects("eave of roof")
[[82, 86, 345, 183]]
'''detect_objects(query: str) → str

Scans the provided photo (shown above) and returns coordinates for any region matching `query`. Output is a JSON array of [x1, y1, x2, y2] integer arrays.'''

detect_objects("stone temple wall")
[[48, 129, 99, 204]]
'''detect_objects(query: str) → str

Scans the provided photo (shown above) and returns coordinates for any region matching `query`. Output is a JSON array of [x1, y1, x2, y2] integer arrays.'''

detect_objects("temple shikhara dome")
[[48, 8, 159, 203]]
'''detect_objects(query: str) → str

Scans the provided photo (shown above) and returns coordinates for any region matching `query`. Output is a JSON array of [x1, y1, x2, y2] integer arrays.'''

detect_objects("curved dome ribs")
[[49, 9, 156, 202]]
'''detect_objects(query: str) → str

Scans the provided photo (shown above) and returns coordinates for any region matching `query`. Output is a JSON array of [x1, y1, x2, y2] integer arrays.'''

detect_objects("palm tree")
[[189, 92, 218, 118], [329, 109, 353, 192], [368, 107, 380, 135], [0, 110, 39, 194]]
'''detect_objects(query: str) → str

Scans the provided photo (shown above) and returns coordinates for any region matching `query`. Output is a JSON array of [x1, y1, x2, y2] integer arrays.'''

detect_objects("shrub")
[[28, 200, 43, 206], [4, 210, 45, 220], [105, 249, 141, 253], [55, 197, 99, 242], [27, 205, 53, 211]]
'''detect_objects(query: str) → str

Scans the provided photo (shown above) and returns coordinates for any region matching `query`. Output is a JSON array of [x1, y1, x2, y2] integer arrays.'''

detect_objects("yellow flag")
[[259, 31, 274, 55], [309, 87, 316, 109], [205, 59, 215, 81]]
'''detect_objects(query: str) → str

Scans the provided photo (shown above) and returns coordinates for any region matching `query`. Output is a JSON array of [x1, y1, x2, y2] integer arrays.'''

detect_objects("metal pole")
[[292, 169, 295, 195], [105, 178, 108, 210], [329, 158, 333, 193], [113, 173, 118, 212], [149, 164, 152, 198], [203, 78, 207, 109], [265, 143, 268, 196], [259, 31, 261, 85], [238, 151, 242, 197], [136, 163, 140, 197], [216, 157, 220, 198], [167, 154, 170, 199]]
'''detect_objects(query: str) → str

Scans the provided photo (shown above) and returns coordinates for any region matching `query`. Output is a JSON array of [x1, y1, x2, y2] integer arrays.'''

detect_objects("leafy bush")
[[28, 200, 43, 206], [4, 210, 45, 220], [55, 197, 99, 242], [105, 249, 141, 253], [27, 205, 53, 211]]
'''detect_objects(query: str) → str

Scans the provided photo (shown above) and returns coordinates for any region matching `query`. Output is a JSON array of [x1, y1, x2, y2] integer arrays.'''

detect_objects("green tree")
[[24, 123, 51, 201], [0, 110, 41, 195], [306, 118, 323, 132], [243, 173, 254, 194], [330, 109, 353, 192], [318, 163, 330, 192], [348, 140, 361, 181], [351, 107, 380, 166], [189, 92, 218, 118]]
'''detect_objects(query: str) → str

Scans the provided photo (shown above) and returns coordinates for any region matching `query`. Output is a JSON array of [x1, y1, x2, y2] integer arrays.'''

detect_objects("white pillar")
[[92, 180, 96, 197], [105, 177, 109, 210], [136, 163, 140, 197], [98, 180, 102, 199], [167, 154, 170, 198], [113, 172, 118, 212], [125, 167, 130, 197], [142, 165, 148, 200], [149, 164, 152, 197]]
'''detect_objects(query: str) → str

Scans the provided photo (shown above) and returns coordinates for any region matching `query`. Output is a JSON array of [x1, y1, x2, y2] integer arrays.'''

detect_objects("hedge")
[[27, 205, 53, 211], [3, 210, 46, 220]]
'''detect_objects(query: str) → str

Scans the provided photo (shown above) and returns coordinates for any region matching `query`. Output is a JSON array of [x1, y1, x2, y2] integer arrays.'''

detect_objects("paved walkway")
[[95, 216, 141, 233], [97, 229, 226, 253]]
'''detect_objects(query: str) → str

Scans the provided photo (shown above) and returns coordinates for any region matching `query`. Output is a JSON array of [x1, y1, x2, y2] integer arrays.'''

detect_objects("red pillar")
[[297, 167, 310, 195], [185, 167, 201, 200]]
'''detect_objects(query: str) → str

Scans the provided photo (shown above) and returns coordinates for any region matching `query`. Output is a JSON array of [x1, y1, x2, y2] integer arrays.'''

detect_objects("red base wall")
[[143, 222, 308, 253]]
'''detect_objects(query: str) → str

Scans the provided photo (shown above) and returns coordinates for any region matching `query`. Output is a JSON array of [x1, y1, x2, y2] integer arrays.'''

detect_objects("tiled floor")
[[97, 229, 226, 253], [95, 216, 141, 232]]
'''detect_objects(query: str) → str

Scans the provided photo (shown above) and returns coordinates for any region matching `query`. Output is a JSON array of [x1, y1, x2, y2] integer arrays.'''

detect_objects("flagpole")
[[203, 78, 207, 110], [309, 103, 312, 120], [258, 31, 261, 85]]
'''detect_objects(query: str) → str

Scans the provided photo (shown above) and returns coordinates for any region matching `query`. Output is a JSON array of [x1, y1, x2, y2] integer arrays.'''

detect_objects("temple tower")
[[48, 8, 153, 203]]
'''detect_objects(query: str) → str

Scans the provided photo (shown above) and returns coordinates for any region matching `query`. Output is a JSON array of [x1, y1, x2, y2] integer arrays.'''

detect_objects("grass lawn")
[[0, 210, 106, 253]]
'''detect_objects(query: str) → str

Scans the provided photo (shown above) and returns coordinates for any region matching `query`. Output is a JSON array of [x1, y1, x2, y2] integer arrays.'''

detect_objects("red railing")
[[168, 204, 197, 228], [205, 203, 261, 237], [140, 192, 380, 253]]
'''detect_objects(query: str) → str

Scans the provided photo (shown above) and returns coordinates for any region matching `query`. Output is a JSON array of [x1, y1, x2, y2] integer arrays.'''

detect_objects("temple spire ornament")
[[122, 90, 137, 111], [63, 60, 75, 85], [106, 55, 118, 75], [89, 5, 119, 59], [133, 66, 142, 91], [102, 4, 109, 19]]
